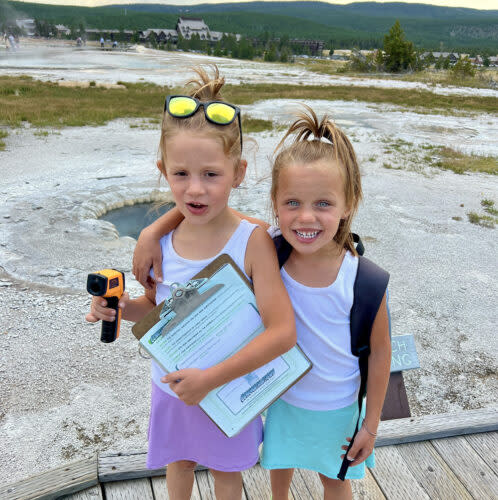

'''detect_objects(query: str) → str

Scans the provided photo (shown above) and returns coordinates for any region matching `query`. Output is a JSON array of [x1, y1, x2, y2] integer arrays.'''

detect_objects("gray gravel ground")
[[0, 104, 497, 486]]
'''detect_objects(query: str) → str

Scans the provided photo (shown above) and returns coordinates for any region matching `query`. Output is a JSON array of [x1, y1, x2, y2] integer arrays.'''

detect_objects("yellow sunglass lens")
[[206, 103, 236, 124], [169, 97, 197, 116]]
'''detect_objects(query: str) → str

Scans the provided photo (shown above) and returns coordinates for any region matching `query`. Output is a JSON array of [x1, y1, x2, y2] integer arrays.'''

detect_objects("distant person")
[[134, 106, 392, 500], [8, 34, 16, 51], [76, 37, 82, 47], [100, 37, 104, 48], [112, 40, 117, 49], [85, 65, 296, 499]]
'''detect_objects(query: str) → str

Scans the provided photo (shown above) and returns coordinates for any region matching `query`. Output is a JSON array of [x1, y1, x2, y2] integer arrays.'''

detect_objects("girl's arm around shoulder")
[[230, 208, 270, 231], [132, 207, 268, 288], [132, 207, 184, 288]]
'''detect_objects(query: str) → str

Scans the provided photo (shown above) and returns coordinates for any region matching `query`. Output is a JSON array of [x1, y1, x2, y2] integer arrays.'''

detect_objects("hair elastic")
[[307, 135, 333, 145]]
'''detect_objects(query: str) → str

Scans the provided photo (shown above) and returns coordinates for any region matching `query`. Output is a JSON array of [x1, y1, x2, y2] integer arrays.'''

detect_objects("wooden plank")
[[381, 372, 411, 421], [377, 407, 498, 447], [290, 468, 314, 500], [465, 432, 498, 476], [98, 451, 164, 482], [351, 468, 386, 499], [103, 478, 154, 500], [60, 484, 103, 500], [98, 451, 208, 482], [151, 474, 203, 500], [194, 469, 248, 500], [372, 446, 430, 499], [93, 409, 497, 481], [0, 456, 98, 500], [151, 476, 170, 500], [295, 469, 324, 499], [397, 440, 472, 499], [431, 435, 498, 500], [242, 465, 272, 500], [195, 470, 216, 500]]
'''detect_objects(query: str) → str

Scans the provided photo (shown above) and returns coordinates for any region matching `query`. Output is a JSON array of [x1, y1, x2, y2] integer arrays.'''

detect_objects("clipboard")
[[132, 254, 252, 341], [132, 253, 312, 438]]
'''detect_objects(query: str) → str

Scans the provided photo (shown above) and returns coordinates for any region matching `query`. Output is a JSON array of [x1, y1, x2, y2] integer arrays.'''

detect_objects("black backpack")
[[272, 233, 389, 481]]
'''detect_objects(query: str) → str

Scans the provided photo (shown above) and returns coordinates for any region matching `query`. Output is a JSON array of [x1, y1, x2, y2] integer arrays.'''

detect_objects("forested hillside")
[[3, 0, 498, 50]]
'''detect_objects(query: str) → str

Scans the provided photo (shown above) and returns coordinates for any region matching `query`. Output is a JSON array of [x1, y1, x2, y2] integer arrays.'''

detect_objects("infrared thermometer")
[[87, 269, 125, 343]]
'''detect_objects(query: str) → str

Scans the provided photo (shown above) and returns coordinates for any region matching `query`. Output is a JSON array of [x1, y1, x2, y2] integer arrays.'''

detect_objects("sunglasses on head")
[[164, 95, 243, 151]]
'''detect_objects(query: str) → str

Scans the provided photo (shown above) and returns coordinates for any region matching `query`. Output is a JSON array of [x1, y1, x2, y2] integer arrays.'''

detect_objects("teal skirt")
[[261, 399, 374, 480]]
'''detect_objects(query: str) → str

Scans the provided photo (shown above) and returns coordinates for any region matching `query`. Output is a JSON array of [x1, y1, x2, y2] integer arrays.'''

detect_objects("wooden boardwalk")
[[2, 408, 497, 500]]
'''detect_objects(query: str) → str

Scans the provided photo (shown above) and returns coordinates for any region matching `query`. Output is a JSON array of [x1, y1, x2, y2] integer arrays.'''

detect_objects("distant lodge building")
[[420, 51, 497, 67], [139, 18, 240, 45], [16, 16, 325, 57], [291, 39, 324, 56], [421, 51, 460, 64], [140, 28, 178, 44]]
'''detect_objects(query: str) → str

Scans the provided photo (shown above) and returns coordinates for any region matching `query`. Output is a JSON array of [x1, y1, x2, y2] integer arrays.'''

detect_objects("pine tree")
[[383, 20, 415, 72]]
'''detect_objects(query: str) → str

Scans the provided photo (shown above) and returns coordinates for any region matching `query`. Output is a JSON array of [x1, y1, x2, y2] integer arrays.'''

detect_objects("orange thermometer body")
[[86, 269, 125, 343]]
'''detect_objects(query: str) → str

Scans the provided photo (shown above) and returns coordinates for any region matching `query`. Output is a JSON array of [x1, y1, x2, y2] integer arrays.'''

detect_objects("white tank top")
[[280, 251, 361, 411], [151, 219, 258, 396]]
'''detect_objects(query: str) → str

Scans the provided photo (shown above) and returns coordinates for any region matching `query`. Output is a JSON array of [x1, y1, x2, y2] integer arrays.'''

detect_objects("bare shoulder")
[[244, 226, 278, 277]]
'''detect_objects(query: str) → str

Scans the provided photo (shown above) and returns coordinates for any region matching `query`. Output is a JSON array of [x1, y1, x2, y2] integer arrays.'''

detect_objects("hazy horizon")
[[11, 0, 498, 13]]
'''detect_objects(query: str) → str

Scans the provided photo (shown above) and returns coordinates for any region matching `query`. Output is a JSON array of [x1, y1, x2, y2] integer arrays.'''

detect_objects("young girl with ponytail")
[[260, 106, 391, 500], [87, 66, 296, 500], [133, 105, 391, 499]]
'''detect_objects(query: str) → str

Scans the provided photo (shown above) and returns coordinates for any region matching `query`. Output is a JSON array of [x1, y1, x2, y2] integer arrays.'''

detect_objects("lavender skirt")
[[147, 381, 263, 471]]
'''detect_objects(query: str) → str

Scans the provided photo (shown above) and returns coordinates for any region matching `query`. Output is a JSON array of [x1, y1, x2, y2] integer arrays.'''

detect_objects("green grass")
[[383, 140, 498, 176], [431, 147, 498, 175], [390, 139, 414, 151], [1, 76, 497, 131], [301, 62, 498, 91], [467, 211, 495, 228], [463, 199, 496, 230], [223, 83, 498, 116], [481, 199, 498, 216], [241, 117, 274, 134], [0, 130, 7, 151], [0, 77, 168, 127]]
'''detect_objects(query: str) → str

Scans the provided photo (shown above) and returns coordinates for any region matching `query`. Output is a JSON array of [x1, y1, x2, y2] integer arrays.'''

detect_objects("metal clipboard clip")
[[159, 278, 224, 337]]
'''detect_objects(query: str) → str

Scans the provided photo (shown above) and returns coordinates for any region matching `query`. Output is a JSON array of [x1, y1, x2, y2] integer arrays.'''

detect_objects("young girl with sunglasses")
[[86, 67, 296, 500], [133, 106, 391, 499]]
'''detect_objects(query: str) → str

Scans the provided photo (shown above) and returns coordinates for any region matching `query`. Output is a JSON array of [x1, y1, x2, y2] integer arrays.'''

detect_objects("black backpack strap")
[[352, 233, 364, 256], [337, 256, 389, 481], [273, 233, 365, 268], [273, 234, 293, 269]]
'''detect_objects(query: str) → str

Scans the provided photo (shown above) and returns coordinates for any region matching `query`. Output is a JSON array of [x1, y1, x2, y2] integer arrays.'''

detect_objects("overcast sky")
[[13, 0, 498, 11]]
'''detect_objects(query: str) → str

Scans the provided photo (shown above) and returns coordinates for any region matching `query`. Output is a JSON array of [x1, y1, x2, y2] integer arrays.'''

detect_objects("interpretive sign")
[[390, 334, 420, 373]]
